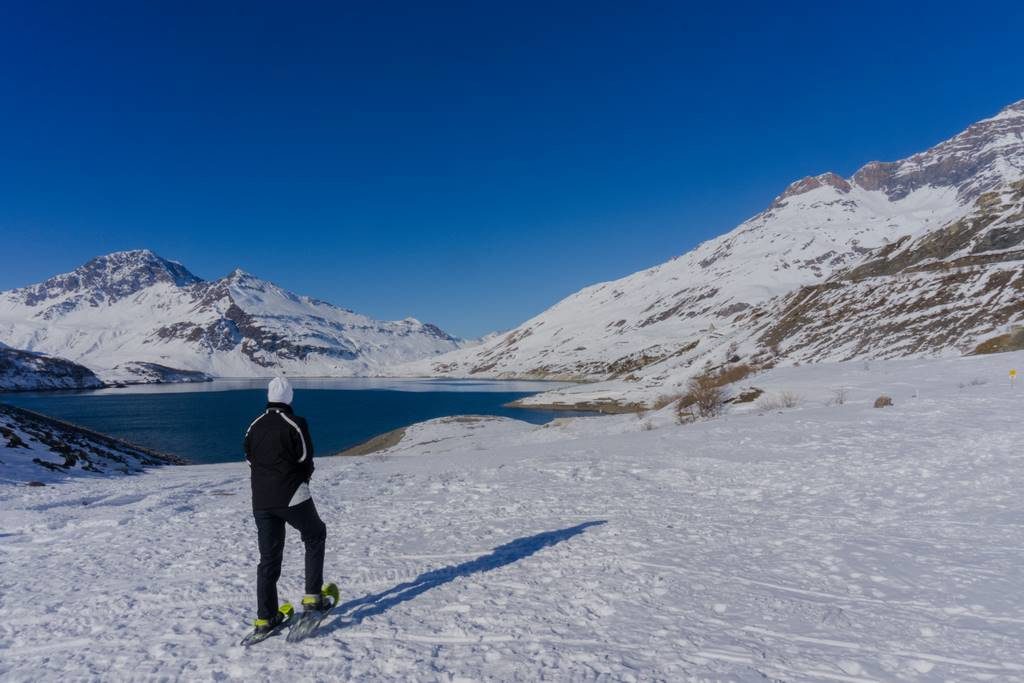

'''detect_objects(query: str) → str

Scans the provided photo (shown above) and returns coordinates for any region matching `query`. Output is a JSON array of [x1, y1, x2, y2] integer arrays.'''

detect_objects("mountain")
[[0, 250, 464, 381], [407, 100, 1024, 407], [0, 343, 104, 391], [757, 180, 1024, 361]]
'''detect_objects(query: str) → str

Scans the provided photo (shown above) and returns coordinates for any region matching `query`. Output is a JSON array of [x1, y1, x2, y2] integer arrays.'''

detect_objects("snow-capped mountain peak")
[[225, 267, 257, 282], [7, 249, 201, 316], [0, 252, 464, 380], [986, 98, 1024, 121], [772, 172, 852, 206], [851, 100, 1024, 202]]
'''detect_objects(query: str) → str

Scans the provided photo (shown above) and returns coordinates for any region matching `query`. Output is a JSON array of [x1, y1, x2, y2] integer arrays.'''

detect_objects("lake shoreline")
[[0, 374, 583, 396], [1, 380, 598, 466], [0, 402, 189, 469]]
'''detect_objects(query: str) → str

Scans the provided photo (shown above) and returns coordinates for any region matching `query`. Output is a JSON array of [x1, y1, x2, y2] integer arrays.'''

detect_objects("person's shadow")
[[323, 520, 607, 632]]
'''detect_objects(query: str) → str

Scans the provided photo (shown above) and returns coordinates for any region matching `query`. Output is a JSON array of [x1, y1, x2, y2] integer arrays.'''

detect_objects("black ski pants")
[[253, 498, 327, 619]]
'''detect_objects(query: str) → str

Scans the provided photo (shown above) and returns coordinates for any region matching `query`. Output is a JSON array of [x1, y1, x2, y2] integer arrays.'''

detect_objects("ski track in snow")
[[2, 355, 1024, 681]]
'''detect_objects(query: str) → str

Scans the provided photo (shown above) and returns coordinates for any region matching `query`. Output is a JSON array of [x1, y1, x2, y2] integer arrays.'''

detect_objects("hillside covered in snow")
[[0, 342, 103, 392], [0, 250, 465, 384], [0, 402, 184, 483], [405, 100, 1024, 409], [2, 352, 1022, 679]]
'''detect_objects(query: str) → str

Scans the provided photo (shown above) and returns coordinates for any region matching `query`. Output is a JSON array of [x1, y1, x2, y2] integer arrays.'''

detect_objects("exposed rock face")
[[15, 250, 201, 310], [756, 181, 1024, 361], [772, 172, 852, 207], [0, 251, 464, 379], [851, 100, 1024, 201], [776, 102, 1024, 207], [851, 161, 902, 194]]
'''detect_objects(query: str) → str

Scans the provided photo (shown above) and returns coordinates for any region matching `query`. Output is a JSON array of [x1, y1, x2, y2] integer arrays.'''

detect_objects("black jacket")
[[244, 402, 315, 510]]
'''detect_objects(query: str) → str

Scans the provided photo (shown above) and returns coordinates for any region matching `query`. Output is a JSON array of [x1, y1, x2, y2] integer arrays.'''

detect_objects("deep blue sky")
[[1, 2, 1022, 337]]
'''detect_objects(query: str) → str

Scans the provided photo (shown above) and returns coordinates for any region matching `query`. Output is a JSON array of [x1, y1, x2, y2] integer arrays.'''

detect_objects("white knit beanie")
[[267, 376, 294, 405]]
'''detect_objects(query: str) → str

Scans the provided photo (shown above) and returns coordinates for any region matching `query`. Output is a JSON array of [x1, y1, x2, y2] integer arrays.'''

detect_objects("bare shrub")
[[732, 387, 764, 404], [652, 395, 678, 410], [826, 387, 848, 406], [779, 391, 801, 408], [687, 374, 728, 418], [757, 390, 802, 411], [676, 377, 727, 422], [673, 363, 761, 424], [675, 402, 698, 425], [727, 363, 755, 383], [874, 395, 893, 408]]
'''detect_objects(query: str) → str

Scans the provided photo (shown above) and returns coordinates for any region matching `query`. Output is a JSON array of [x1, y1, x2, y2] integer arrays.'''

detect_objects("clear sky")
[[1, 1, 1022, 337]]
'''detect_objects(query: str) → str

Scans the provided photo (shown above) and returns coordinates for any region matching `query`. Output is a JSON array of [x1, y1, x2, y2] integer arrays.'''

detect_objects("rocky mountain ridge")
[[0, 343, 104, 391], [0, 250, 464, 382], [403, 100, 1024, 408]]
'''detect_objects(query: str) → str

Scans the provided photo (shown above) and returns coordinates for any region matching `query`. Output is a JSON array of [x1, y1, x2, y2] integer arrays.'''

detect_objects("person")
[[244, 376, 328, 634]]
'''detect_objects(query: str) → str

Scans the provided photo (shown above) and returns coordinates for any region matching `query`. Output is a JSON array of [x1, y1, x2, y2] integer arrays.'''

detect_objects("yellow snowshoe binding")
[[302, 582, 339, 612], [253, 602, 294, 634]]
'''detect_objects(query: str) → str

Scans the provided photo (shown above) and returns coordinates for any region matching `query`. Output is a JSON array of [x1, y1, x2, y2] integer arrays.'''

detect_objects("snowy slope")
[[404, 100, 1024, 406], [0, 343, 104, 391], [0, 403, 183, 483], [517, 179, 1024, 411], [0, 250, 464, 380], [756, 180, 1024, 361], [2, 352, 1023, 680]]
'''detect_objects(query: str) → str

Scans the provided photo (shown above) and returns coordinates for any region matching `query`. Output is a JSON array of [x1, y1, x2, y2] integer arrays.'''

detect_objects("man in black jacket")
[[244, 376, 328, 633]]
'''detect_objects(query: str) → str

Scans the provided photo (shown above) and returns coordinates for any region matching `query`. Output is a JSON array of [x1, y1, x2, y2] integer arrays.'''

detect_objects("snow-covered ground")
[[2, 352, 1024, 680], [0, 404, 183, 484]]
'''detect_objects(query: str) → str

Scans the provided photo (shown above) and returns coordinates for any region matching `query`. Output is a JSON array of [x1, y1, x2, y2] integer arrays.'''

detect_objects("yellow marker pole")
[[1011, 369, 1017, 388]]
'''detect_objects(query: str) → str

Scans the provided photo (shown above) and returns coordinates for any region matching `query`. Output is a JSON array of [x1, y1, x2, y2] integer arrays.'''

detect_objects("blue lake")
[[0, 378, 589, 464]]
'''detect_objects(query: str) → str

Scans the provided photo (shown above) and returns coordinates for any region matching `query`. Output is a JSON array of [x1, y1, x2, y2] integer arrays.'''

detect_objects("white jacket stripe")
[[278, 412, 308, 463], [244, 411, 268, 466], [245, 411, 268, 437]]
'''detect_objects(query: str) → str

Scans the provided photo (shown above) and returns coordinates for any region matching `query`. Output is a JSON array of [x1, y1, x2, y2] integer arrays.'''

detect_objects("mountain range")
[[400, 100, 1024, 409], [0, 250, 466, 387], [3, 100, 1023, 400]]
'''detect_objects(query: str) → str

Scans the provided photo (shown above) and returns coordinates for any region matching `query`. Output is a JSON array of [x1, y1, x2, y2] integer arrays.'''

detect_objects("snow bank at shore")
[[0, 403, 185, 484]]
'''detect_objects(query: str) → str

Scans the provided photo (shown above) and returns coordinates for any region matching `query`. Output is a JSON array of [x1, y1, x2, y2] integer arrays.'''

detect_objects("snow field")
[[1, 353, 1024, 680]]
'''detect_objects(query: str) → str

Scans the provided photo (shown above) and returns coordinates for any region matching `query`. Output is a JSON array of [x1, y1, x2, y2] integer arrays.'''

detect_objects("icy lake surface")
[[0, 378, 586, 463]]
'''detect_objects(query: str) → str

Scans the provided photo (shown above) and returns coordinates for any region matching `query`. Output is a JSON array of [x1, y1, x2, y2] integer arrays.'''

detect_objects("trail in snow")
[[1, 353, 1024, 681]]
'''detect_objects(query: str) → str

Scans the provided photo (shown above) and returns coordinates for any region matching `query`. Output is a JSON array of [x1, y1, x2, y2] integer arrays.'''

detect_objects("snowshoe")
[[287, 582, 339, 643], [240, 602, 295, 646]]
